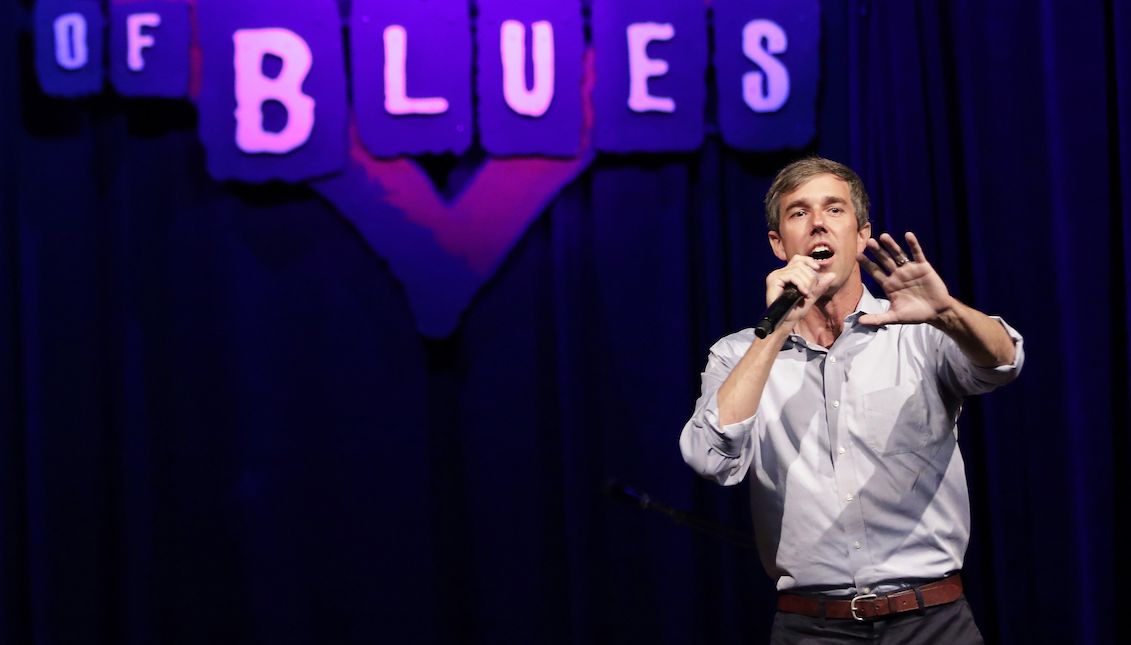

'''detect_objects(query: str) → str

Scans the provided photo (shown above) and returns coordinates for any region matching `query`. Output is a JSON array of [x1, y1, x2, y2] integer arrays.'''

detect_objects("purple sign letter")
[[110, 1, 191, 98], [476, 0, 584, 157], [197, 0, 348, 182], [350, 0, 473, 157], [714, 0, 820, 150], [591, 0, 707, 153], [36, 0, 105, 97]]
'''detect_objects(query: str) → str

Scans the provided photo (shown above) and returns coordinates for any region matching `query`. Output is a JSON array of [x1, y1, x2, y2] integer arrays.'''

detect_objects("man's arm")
[[929, 299, 1016, 367], [679, 341, 763, 486], [680, 257, 836, 485], [719, 256, 837, 423], [680, 332, 793, 486], [716, 327, 791, 424], [857, 231, 1017, 367]]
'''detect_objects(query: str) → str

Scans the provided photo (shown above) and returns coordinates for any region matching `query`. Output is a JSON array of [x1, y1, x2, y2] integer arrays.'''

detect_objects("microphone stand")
[[603, 479, 757, 550]]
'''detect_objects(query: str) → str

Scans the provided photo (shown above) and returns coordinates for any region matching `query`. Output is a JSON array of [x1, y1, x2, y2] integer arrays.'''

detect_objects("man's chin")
[[819, 273, 860, 299]]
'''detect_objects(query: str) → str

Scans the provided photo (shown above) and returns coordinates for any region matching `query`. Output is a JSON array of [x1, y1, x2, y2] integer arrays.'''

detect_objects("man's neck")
[[797, 280, 864, 348]]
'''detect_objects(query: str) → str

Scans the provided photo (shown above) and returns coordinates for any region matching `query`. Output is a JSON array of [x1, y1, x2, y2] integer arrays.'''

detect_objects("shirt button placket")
[[828, 352, 868, 573]]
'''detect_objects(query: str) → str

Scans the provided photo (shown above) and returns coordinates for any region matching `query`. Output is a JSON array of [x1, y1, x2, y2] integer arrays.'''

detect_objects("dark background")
[[2, 1, 1127, 643]]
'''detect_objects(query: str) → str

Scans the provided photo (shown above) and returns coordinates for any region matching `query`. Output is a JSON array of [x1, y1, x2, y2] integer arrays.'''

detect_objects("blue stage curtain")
[[1, 1, 1127, 644]]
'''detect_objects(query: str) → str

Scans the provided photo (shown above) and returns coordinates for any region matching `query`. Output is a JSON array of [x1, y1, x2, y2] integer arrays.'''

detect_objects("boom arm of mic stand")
[[603, 480, 757, 550]]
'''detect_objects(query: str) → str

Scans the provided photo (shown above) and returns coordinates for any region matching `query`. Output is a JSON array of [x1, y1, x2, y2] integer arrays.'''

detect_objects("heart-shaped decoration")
[[311, 129, 594, 337], [310, 48, 596, 337]]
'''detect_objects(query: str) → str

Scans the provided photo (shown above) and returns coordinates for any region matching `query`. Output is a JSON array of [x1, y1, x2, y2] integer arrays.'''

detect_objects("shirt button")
[[837, 446, 846, 455], [829, 356, 837, 363], [854, 541, 863, 550], [845, 493, 854, 502], [832, 400, 840, 408]]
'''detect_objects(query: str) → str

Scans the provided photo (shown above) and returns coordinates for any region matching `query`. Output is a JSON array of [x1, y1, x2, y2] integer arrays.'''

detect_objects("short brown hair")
[[763, 157, 871, 232]]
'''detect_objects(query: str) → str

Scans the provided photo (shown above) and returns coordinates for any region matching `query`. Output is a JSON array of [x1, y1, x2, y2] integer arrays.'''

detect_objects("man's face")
[[768, 173, 871, 295]]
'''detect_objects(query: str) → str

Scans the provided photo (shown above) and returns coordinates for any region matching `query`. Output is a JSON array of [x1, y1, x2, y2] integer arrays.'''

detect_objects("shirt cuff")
[[981, 316, 1024, 372], [699, 390, 758, 458]]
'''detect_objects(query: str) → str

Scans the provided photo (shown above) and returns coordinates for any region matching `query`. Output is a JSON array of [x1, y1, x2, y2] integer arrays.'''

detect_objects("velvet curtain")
[[2, 1, 1127, 643]]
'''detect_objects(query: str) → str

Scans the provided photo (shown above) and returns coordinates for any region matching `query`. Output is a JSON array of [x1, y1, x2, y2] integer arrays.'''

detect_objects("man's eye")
[[829, 207, 843, 214], [791, 211, 806, 218]]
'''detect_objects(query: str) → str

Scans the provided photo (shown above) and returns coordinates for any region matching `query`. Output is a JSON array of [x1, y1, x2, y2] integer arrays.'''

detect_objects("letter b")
[[233, 28, 316, 154]]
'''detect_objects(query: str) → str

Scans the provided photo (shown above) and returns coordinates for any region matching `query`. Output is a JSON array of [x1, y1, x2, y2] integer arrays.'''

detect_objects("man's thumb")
[[815, 273, 838, 294]]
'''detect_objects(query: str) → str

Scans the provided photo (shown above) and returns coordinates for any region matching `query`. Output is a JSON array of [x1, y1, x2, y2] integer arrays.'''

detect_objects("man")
[[679, 157, 1023, 643]]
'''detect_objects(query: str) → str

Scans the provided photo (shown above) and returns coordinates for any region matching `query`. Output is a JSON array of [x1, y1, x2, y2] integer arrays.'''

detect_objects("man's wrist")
[[928, 297, 964, 331]]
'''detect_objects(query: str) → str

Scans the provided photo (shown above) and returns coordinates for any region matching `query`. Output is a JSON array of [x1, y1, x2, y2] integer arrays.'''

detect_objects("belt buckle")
[[850, 593, 878, 621]]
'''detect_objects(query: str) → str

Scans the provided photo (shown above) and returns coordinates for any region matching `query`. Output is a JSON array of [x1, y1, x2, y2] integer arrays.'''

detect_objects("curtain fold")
[[2, 1, 1127, 643]]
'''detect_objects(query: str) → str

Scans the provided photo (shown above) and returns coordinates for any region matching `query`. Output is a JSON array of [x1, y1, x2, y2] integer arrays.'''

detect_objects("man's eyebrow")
[[783, 195, 847, 212], [783, 198, 808, 212]]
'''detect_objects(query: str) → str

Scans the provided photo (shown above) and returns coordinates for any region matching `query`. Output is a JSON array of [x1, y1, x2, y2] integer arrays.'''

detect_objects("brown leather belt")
[[777, 574, 964, 621]]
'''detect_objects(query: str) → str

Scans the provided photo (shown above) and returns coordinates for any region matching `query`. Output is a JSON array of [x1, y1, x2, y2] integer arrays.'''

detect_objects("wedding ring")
[[894, 254, 910, 267]]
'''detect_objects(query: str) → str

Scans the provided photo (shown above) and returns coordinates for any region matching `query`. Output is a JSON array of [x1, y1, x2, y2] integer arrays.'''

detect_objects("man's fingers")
[[878, 233, 910, 265], [789, 270, 814, 297], [866, 238, 897, 272], [856, 312, 892, 327], [767, 258, 819, 304], [788, 254, 820, 271], [786, 256, 820, 295], [905, 231, 927, 263], [813, 272, 838, 296], [857, 251, 888, 283]]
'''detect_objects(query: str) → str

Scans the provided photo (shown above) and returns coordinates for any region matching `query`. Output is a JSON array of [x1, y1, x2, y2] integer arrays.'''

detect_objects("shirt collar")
[[847, 287, 885, 326], [782, 286, 886, 351]]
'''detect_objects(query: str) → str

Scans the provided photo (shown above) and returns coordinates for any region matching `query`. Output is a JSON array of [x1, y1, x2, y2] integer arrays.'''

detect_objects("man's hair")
[[763, 157, 871, 232]]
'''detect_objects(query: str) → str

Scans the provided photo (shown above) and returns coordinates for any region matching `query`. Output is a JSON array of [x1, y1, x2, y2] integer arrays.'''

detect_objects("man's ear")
[[768, 230, 787, 261], [856, 222, 872, 253]]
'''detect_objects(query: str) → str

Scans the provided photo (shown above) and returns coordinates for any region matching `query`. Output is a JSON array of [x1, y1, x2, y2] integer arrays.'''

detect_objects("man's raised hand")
[[856, 232, 956, 326]]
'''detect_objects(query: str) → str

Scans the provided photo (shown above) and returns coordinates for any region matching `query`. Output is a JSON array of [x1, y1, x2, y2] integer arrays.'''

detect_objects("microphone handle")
[[753, 285, 802, 338]]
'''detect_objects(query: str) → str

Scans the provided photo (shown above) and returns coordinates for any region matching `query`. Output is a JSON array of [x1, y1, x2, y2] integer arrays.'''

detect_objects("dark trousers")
[[769, 596, 984, 644]]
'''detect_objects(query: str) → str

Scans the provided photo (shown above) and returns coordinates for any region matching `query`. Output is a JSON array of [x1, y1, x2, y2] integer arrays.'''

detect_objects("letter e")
[[626, 22, 676, 113]]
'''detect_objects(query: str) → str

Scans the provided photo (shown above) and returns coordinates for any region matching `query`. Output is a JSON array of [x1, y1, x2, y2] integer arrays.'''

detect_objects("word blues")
[[35, 0, 820, 182]]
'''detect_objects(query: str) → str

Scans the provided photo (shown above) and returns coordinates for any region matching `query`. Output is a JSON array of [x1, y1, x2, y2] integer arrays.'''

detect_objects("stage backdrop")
[[2, 1, 1128, 644]]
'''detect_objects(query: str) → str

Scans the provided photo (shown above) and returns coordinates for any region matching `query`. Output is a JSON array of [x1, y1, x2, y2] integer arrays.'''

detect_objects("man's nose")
[[810, 211, 826, 231]]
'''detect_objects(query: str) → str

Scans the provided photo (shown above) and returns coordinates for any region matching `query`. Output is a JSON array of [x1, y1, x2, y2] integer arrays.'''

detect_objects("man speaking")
[[680, 157, 1023, 643]]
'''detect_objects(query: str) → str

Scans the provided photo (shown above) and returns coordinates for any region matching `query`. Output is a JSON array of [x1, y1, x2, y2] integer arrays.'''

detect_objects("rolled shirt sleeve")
[[680, 339, 759, 486], [937, 316, 1025, 396]]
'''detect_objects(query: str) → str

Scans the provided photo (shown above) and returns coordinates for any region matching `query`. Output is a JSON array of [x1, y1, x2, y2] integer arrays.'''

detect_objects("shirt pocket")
[[859, 384, 931, 455]]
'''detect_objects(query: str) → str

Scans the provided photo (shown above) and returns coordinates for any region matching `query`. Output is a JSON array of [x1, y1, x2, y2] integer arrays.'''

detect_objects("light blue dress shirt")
[[680, 288, 1024, 595]]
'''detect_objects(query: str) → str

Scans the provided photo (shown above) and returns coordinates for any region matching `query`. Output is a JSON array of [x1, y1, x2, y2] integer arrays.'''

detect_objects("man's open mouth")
[[810, 245, 834, 261]]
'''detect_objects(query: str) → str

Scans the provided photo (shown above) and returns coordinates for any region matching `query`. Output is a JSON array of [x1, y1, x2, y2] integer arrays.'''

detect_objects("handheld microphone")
[[753, 285, 802, 338]]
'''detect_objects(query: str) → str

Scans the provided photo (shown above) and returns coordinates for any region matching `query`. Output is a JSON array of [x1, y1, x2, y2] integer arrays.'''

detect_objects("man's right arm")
[[680, 256, 834, 485], [717, 254, 833, 423], [716, 324, 793, 424], [679, 326, 792, 485]]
